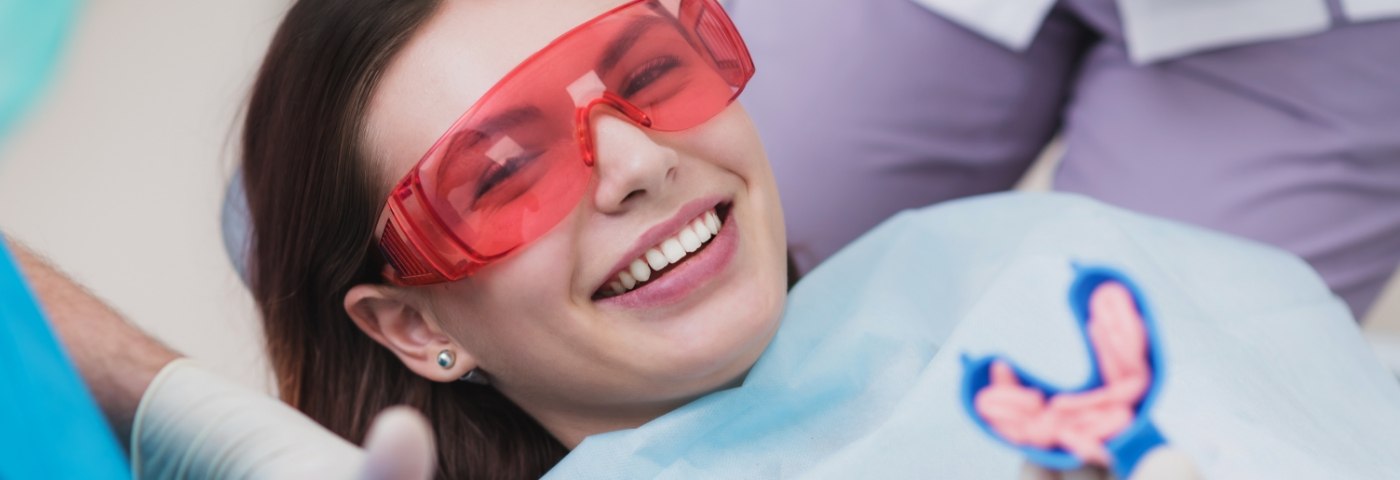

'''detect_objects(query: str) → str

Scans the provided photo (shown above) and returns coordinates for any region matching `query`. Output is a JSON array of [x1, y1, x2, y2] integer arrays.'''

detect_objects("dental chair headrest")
[[221, 173, 251, 287]]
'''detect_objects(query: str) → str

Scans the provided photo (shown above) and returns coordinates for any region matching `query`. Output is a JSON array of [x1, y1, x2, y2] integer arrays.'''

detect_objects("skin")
[[8, 238, 436, 480], [344, 0, 789, 448], [6, 238, 179, 450]]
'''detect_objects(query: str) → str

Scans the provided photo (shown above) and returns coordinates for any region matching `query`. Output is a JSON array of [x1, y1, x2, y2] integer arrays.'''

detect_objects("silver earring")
[[461, 368, 491, 386], [436, 350, 455, 369]]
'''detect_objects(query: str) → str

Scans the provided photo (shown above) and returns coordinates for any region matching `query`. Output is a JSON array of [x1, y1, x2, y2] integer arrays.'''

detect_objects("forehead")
[[366, 0, 624, 177]]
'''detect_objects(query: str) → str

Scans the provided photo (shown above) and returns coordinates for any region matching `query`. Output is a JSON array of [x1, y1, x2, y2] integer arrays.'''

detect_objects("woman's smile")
[[593, 197, 736, 308]]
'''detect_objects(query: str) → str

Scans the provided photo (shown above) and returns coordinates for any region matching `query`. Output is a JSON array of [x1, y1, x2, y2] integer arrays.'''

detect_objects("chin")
[[651, 279, 784, 392]]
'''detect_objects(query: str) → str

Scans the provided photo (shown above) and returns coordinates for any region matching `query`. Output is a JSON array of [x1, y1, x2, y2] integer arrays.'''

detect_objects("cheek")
[[709, 104, 786, 256], [436, 229, 583, 360], [683, 104, 784, 238], [699, 104, 770, 178], [687, 105, 790, 362]]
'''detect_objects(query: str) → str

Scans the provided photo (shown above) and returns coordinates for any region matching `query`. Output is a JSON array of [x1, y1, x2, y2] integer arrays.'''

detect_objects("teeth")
[[629, 259, 651, 282], [692, 218, 712, 243], [602, 207, 725, 298], [645, 249, 668, 270], [678, 228, 701, 252], [661, 239, 685, 263]]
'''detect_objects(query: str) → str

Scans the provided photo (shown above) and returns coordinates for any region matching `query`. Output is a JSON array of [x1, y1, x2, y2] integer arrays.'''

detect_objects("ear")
[[345, 284, 476, 383]]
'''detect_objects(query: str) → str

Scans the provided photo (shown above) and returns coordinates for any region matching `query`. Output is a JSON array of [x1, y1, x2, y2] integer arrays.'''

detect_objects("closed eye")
[[621, 55, 682, 99], [475, 149, 545, 200]]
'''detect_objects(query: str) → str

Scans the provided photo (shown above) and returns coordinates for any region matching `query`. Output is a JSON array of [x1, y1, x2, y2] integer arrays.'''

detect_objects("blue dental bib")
[[547, 193, 1400, 479]]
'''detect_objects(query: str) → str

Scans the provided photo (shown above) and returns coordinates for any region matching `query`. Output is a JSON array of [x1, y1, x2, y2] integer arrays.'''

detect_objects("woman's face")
[[361, 0, 787, 433]]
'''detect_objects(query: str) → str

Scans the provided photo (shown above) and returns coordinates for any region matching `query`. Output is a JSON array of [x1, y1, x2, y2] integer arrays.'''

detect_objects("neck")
[[519, 371, 749, 449], [528, 397, 690, 449]]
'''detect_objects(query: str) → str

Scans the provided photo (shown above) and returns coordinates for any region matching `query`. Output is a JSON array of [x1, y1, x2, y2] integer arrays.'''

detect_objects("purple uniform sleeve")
[[728, 0, 1095, 272], [732, 0, 1400, 317], [1053, 0, 1400, 316]]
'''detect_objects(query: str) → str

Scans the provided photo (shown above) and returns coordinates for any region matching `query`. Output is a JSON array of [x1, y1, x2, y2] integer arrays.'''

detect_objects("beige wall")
[[0, 1, 287, 390], [1, 1, 1395, 396], [1371, 276, 1400, 334]]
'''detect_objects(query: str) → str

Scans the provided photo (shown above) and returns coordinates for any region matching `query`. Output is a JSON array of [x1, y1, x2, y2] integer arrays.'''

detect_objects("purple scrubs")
[[729, 0, 1400, 317]]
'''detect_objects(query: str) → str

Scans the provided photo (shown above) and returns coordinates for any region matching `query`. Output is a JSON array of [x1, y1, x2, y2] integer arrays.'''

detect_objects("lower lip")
[[597, 208, 738, 309]]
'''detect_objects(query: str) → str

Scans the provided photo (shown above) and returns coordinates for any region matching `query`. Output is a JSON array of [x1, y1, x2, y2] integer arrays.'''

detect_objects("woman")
[[237, 0, 1399, 478], [242, 0, 786, 476]]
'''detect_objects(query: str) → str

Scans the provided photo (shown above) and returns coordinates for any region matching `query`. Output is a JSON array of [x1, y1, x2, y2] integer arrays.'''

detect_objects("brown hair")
[[241, 0, 567, 477]]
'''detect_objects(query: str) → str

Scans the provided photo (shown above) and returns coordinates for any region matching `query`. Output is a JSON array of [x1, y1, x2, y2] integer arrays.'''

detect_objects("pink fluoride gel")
[[973, 282, 1151, 467]]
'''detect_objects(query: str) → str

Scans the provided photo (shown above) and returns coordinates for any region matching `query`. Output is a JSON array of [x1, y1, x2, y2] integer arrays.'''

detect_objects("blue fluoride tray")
[[960, 265, 1168, 479]]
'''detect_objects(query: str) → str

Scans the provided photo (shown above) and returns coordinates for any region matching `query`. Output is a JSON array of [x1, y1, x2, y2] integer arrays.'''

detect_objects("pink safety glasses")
[[377, 0, 754, 285]]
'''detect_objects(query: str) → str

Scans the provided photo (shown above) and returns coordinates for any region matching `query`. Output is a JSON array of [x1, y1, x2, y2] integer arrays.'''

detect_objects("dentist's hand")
[[9, 239, 437, 480], [360, 406, 436, 480], [132, 359, 438, 480]]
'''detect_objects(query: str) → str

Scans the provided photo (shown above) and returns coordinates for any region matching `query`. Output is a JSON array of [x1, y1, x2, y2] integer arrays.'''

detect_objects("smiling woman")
[[241, 0, 785, 477], [136, 0, 1400, 477]]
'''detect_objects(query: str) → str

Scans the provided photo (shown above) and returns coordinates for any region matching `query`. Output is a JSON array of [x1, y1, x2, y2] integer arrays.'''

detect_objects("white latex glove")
[[359, 406, 435, 480], [131, 359, 435, 479], [1019, 448, 1201, 480]]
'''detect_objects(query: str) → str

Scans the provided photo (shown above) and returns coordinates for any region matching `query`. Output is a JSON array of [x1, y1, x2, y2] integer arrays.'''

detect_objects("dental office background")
[[2, 0, 1398, 392]]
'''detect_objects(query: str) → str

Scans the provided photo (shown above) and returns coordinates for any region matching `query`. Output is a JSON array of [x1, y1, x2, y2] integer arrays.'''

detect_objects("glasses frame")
[[374, 0, 754, 286]]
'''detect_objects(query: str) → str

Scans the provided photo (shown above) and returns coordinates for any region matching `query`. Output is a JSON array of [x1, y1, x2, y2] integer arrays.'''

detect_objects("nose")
[[588, 109, 679, 214]]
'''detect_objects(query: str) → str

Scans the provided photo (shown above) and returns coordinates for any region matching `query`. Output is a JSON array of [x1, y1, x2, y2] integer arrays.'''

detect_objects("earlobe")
[[343, 284, 477, 383]]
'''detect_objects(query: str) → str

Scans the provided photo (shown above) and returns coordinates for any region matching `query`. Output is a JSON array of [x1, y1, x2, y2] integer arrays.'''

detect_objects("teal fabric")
[[0, 239, 129, 479], [0, 0, 78, 144], [547, 192, 1400, 478]]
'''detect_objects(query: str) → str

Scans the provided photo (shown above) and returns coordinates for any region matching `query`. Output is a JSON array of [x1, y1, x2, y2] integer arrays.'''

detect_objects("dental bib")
[[547, 192, 1400, 479]]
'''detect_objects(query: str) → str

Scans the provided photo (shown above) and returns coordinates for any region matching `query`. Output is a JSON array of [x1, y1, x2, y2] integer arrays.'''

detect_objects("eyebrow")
[[476, 105, 545, 134], [452, 105, 545, 149], [596, 15, 667, 77]]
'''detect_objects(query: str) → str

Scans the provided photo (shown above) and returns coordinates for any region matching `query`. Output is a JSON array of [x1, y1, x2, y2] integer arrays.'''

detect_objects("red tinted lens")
[[389, 0, 752, 277]]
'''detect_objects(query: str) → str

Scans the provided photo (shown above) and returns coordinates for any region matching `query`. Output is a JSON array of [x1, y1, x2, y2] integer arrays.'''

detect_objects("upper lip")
[[595, 195, 727, 297]]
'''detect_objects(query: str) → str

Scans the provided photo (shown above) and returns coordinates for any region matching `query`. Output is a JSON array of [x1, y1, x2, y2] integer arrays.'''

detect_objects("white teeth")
[[602, 207, 726, 298], [678, 228, 701, 252], [692, 218, 712, 243], [661, 239, 685, 263], [629, 259, 651, 282], [645, 249, 668, 270]]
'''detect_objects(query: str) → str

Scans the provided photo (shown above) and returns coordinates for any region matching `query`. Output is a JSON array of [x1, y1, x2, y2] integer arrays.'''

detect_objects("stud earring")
[[436, 350, 455, 369], [461, 368, 491, 386]]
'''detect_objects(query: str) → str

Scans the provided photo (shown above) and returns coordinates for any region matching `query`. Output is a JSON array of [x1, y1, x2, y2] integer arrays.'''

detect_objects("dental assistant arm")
[[6, 238, 435, 479], [8, 237, 177, 448]]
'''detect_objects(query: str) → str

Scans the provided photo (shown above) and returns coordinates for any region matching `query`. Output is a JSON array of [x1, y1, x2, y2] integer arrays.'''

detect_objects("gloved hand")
[[131, 359, 436, 480], [359, 406, 435, 480]]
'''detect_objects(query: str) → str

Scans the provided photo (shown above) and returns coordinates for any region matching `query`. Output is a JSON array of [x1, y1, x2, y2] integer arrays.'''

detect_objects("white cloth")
[[1116, 0, 1329, 64], [130, 359, 367, 479], [546, 193, 1400, 478], [908, 0, 1398, 64], [1342, 0, 1400, 21], [904, 0, 1058, 51]]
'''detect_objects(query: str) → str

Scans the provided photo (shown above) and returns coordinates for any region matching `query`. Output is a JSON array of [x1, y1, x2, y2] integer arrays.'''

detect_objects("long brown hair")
[[241, 1, 568, 477]]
